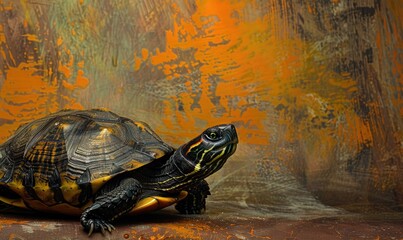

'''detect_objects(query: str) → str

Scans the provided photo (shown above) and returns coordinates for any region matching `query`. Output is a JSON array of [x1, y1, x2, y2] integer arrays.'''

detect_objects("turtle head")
[[173, 124, 238, 180]]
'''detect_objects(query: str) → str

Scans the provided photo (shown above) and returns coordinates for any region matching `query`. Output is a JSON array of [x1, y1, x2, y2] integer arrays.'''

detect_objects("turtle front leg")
[[175, 180, 211, 214], [80, 178, 142, 236]]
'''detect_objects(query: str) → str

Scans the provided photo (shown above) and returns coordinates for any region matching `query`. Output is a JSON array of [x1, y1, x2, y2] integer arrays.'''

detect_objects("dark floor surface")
[[0, 202, 402, 240]]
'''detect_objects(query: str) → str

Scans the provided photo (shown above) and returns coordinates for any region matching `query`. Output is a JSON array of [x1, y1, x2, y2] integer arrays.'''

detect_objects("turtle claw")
[[87, 221, 94, 237], [100, 221, 115, 235], [84, 218, 115, 236], [106, 223, 115, 232]]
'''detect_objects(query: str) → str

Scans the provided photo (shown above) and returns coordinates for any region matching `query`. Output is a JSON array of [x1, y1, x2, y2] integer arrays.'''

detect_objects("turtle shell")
[[0, 109, 174, 212]]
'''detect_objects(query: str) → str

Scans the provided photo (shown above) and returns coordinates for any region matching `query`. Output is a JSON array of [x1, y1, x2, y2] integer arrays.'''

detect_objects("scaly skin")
[[80, 178, 142, 236]]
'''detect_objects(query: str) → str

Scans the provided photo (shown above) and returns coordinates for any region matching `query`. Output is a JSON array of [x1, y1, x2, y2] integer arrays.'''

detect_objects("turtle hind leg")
[[80, 178, 142, 236], [175, 180, 211, 214]]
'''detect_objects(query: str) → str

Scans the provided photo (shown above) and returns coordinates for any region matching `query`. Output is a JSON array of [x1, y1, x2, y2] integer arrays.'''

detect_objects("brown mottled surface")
[[0, 203, 402, 240]]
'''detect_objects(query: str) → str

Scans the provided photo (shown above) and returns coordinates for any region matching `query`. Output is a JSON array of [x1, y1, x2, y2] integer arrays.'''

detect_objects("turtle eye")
[[205, 129, 221, 141]]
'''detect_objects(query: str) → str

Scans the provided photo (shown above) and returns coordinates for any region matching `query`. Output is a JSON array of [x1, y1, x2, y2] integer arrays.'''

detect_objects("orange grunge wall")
[[0, 0, 401, 210]]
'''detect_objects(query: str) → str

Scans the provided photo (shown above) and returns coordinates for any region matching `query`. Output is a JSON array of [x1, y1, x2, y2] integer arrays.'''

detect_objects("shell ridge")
[[64, 118, 95, 178]]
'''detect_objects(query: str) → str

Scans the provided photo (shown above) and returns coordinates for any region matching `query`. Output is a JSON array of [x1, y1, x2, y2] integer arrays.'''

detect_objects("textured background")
[[0, 0, 401, 218]]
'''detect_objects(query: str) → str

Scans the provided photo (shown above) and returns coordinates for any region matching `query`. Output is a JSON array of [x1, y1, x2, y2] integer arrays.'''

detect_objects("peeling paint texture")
[[0, 0, 402, 238]]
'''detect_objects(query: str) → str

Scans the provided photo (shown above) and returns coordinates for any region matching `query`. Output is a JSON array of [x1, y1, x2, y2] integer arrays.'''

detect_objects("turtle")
[[0, 109, 238, 235]]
